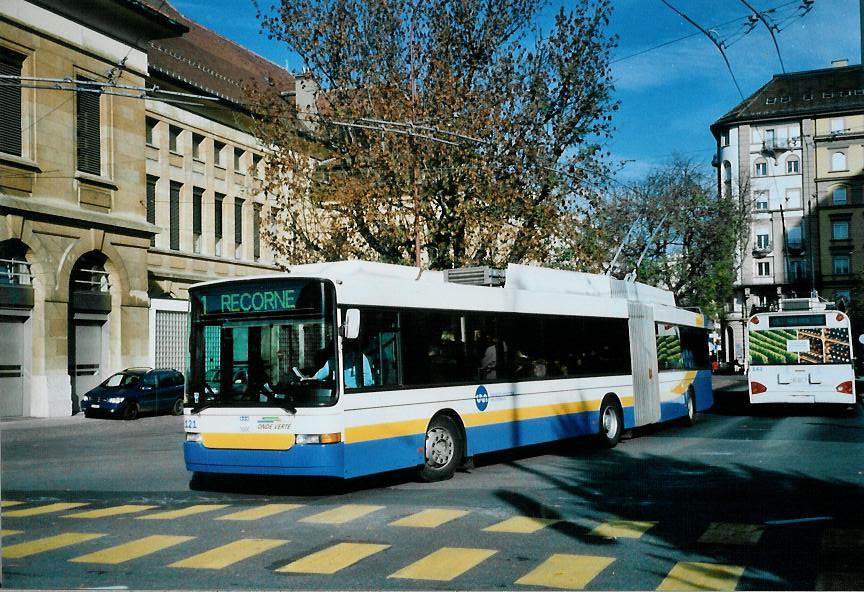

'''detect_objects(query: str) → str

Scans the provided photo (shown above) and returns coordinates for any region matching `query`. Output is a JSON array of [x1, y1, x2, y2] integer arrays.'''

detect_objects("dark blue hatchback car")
[[81, 367, 185, 420]]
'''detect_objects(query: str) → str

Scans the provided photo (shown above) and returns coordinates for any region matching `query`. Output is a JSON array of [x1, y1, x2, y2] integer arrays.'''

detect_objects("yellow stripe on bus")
[[201, 433, 295, 450], [670, 371, 698, 395], [346, 397, 634, 444]]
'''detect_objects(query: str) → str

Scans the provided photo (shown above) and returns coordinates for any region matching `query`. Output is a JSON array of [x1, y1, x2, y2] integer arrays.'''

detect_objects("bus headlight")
[[186, 433, 202, 442], [295, 433, 342, 445]]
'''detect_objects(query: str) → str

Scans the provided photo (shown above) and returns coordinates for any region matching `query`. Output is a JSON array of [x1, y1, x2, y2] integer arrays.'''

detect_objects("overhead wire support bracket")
[[738, 0, 786, 73]]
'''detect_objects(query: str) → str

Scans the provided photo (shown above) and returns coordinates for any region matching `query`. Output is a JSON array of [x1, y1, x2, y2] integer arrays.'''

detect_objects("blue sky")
[[173, 0, 859, 181]]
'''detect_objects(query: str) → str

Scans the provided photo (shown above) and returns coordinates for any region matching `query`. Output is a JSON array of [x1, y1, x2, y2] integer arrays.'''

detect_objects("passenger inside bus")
[[308, 344, 374, 388]]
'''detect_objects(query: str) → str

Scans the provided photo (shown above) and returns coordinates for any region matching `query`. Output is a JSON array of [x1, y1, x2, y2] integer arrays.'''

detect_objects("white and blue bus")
[[183, 261, 713, 482], [747, 298, 856, 405]]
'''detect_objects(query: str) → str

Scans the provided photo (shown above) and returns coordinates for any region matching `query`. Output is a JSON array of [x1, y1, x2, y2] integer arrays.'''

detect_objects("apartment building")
[[711, 61, 864, 367], [0, 0, 300, 417]]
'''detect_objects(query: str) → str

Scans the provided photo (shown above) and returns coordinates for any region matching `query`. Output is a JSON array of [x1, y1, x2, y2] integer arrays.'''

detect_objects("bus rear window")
[[768, 314, 826, 328]]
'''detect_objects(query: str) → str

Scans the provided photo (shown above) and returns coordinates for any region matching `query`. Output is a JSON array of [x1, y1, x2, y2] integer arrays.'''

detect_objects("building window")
[[832, 220, 850, 240], [253, 203, 261, 261], [214, 141, 225, 167], [234, 198, 244, 259], [756, 261, 771, 277], [833, 255, 851, 275], [76, 76, 101, 175], [787, 226, 802, 250], [169, 181, 181, 251], [754, 191, 769, 210], [145, 117, 157, 146], [830, 117, 845, 134], [146, 175, 157, 246], [169, 125, 181, 153], [192, 133, 204, 160], [720, 130, 729, 147], [754, 159, 768, 177], [785, 157, 799, 174], [234, 148, 243, 173], [831, 151, 847, 171], [252, 154, 262, 177], [835, 289, 851, 308], [214, 192, 224, 257], [788, 259, 806, 282], [192, 187, 203, 254], [0, 49, 24, 156], [755, 232, 770, 250], [832, 186, 848, 205]]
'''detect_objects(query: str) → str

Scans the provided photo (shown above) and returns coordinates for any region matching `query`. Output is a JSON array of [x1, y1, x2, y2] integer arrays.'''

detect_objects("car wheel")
[[122, 402, 140, 421], [597, 396, 623, 448], [171, 397, 184, 416], [418, 415, 463, 482], [84, 411, 94, 419]]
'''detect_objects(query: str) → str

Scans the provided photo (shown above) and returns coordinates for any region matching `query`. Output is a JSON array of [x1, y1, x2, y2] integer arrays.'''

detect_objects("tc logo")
[[475, 386, 489, 411]]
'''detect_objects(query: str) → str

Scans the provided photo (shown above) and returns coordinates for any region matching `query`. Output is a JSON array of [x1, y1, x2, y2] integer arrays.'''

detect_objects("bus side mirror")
[[342, 308, 360, 340]]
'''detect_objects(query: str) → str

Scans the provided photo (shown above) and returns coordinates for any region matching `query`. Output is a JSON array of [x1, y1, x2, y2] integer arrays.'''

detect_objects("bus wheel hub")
[[426, 428, 453, 466]]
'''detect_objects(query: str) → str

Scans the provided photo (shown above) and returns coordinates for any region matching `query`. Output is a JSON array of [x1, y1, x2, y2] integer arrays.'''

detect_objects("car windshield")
[[103, 372, 142, 388]]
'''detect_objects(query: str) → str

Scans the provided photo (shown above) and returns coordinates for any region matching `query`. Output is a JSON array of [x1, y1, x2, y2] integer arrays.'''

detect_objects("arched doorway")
[[0, 239, 34, 417], [68, 251, 111, 412]]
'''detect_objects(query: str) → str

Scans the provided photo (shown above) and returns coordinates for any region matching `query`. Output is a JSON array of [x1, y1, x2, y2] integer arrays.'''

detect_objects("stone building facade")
[[0, 0, 300, 416]]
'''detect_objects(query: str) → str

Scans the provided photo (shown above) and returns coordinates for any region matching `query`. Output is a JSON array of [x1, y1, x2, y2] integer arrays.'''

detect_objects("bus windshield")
[[748, 326, 852, 366], [188, 279, 337, 410]]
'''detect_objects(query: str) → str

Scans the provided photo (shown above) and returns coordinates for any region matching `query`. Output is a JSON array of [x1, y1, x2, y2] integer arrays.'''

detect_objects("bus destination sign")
[[199, 287, 300, 314]]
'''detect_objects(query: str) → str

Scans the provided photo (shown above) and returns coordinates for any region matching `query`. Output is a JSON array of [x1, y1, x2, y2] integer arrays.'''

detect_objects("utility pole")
[[409, 2, 423, 275]]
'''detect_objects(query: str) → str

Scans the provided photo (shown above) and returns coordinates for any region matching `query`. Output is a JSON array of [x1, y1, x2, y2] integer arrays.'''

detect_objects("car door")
[[159, 371, 182, 412], [139, 371, 160, 412]]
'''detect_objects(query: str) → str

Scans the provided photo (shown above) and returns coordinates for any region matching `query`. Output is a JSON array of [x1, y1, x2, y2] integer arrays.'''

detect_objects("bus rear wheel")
[[419, 415, 463, 482], [682, 389, 697, 426], [597, 398, 622, 448]]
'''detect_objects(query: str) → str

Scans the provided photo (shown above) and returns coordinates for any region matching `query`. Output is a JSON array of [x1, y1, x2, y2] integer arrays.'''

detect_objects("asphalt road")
[[2, 376, 863, 590]]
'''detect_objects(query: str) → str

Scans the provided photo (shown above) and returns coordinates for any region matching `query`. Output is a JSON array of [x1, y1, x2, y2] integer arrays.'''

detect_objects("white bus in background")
[[747, 298, 856, 405], [183, 261, 713, 483]]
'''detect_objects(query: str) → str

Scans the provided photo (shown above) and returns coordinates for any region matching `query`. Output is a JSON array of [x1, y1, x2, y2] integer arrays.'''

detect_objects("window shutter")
[[0, 50, 24, 156], [146, 176, 157, 245], [76, 77, 101, 175], [214, 193, 224, 239], [192, 187, 203, 235], [234, 198, 244, 245], [170, 181, 181, 250], [253, 203, 261, 260]]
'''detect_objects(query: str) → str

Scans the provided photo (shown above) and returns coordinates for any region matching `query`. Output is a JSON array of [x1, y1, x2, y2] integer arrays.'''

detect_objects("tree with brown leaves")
[[251, 0, 618, 270]]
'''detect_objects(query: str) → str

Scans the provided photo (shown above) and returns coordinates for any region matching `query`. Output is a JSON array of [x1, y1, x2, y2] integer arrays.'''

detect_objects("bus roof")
[[190, 260, 708, 329]]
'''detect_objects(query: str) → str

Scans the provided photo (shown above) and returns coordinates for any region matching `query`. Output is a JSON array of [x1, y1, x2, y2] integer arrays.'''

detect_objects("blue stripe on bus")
[[184, 441, 344, 477]]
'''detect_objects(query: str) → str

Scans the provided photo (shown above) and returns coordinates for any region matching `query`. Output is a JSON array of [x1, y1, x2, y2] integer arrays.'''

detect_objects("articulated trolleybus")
[[747, 297, 856, 405], [183, 261, 713, 482]]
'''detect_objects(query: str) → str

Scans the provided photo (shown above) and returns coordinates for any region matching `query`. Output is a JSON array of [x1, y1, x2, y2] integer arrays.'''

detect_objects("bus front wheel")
[[682, 389, 697, 427], [597, 398, 622, 448], [419, 415, 463, 482]]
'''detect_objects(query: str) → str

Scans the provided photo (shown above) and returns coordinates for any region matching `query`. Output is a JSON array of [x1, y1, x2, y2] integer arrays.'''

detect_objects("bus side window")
[[344, 309, 400, 390]]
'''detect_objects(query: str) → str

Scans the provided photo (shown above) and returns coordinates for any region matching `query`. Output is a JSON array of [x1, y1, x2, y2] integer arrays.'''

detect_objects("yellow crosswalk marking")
[[136, 504, 230, 520], [216, 504, 303, 521], [657, 561, 745, 590], [300, 504, 384, 525], [276, 542, 389, 574], [698, 522, 764, 546], [390, 509, 469, 528], [64, 505, 158, 519], [591, 519, 655, 539], [516, 554, 615, 589], [70, 535, 195, 564], [1, 530, 23, 536], [389, 547, 496, 581], [484, 516, 559, 534], [3, 532, 105, 559], [1, 501, 25, 508], [170, 538, 287, 569], [3, 502, 89, 517]]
